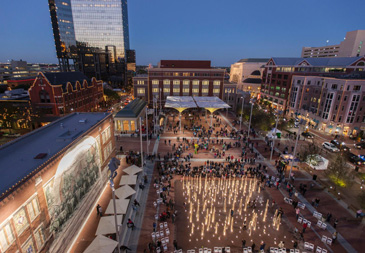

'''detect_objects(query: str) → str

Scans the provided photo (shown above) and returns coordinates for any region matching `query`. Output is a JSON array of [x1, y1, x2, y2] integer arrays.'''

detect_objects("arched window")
[[356, 61, 365, 66]]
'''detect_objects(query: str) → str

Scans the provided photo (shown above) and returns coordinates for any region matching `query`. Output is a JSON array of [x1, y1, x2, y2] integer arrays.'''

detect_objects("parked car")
[[322, 142, 340, 152], [347, 152, 365, 166], [301, 132, 314, 139], [330, 139, 351, 152], [354, 142, 365, 149]]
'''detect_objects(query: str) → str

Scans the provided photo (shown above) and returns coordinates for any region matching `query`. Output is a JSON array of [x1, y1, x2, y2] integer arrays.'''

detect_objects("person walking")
[[333, 218, 338, 228], [295, 207, 300, 220], [242, 239, 246, 249], [96, 204, 101, 216], [332, 231, 337, 243], [127, 218, 135, 230], [302, 222, 308, 233]]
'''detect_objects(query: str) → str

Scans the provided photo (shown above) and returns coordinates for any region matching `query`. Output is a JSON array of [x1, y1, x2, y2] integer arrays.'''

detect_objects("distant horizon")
[[0, 0, 364, 66]]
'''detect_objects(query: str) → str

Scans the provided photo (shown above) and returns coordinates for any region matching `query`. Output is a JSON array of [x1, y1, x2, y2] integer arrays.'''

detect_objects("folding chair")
[[322, 249, 328, 253], [164, 221, 168, 228], [163, 244, 167, 251], [160, 223, 164, 230], [294, 250, 300, 253], [290, 249, 295, 253], [321, 223, 327, 230], [156, 232, 160, 238], [207, 250, 212, 253], [326, 238, 332, 246], [225, 247, 231, 253], [151, 232, 155, 240], [214, 247, 219, 253], [321, 235, 327, 243], [153, 201, 157, 208], [304, 242, 311, 250], [155, 214, 158, 220], [199, 249, 203, 253], [317, 220, 322, 227], [156, 247, 161, 253], [166, 228, 170, 235], [160, 231, 164, 237], [307, 221, 311, 228], [316, 246, 322, 253], [161, 238, 166, 245], [270, 247, 275, 253], [247, 247, 252, 253], [244, 248, 248, 253], [204, 248, 208, 253], [297, 217, 303, 223], [309, 243, 314, 251]]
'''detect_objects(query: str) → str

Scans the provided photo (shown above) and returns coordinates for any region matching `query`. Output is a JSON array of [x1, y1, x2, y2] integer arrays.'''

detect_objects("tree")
[[299, 142, 320, 163], [103, 88, 120, 105], [325, 154, 353, 189]]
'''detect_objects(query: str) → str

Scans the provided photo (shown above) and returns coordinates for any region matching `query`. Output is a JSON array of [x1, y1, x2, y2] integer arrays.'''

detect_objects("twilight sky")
[[0, 0, 364, 66]]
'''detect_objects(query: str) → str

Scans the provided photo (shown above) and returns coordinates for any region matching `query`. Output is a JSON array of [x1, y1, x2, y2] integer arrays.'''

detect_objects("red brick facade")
[[29, 72, 104, 117]]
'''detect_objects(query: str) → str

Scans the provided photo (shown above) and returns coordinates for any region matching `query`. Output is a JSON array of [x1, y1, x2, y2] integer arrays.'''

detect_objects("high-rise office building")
[[48, 0, 131, 84]]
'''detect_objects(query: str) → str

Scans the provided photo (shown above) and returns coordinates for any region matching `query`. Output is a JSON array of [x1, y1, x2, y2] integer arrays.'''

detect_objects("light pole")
[[247, 100, 253, 144], [108, 157, 121, 253], [226, 88, 231, 117], [145, 108, 149, 156], [139, 116, 144, 168], [159, 88, 162, 115], [239, 97, 244, 131], [288, 124, 301, 180], [270, 115, 279, 162]]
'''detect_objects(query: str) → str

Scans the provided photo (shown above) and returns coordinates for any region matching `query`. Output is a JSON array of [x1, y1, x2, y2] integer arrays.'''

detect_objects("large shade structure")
[[95, 215, 123, 235], [83, 235, 118, 253], [165, 96, 197, 132], [193, 96, 230, 126], [114, 185, 136, 199], [105, 199, 130, 214]]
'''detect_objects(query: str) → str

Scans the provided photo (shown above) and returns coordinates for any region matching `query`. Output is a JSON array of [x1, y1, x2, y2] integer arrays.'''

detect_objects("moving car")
[[330, 140, 351, 152], [322, 142, 340, 152], [354, 142, 365, 149], [301, 132, 314, 139], [347, 153, 365, 166]]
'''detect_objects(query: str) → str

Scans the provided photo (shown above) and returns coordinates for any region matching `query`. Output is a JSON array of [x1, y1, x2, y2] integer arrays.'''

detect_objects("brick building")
[[288, 74, 365, 136], [133, 60, 227, 105], [28, 72, 104, 118], [0, 113, 115, 253], [260, 56, 365, 113]]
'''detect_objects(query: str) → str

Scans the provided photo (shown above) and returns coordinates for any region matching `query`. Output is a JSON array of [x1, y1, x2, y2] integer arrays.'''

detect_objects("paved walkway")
[[220, 111, 357, 253]]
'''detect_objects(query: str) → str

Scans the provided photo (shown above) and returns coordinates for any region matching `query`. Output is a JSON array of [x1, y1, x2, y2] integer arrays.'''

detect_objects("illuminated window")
[[202, 88, 209, 93], [163, 80, 170, 85], [101, 126, 111, 144], [192, 88, 199, 93], [137, 88, 145, 95], [13, 208, 29, 235], [202, 80, 209, 86], [213, 89, 220, 93], [183, 72, 190, 77], [163, 88, 170, 93], [26, 196, 40, 221], [34, 225, 45, 249], [0, 222, 15, 252], [173, 88, 180, 93], [152, 80, 159, 85], [213, 80, 221, 86], [152, 88, 159, 93], [183, 88, 190, 93], [173, 72, 180, 76], [137, 80, 144, 85], [173, 80, 180, 85], [192, 80, 199, 85], [183, 80, 190, 85]]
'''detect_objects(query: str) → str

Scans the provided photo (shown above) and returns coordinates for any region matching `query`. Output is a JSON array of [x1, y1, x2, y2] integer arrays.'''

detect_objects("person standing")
[[96, 204, 101, 216], [295, 207, 300, 220], [173, 240, 178, 250], [98, 205, 103, 217], [127, 218, 135, 230], [333, 218, 338, 228], [302, 222, 308, 233]]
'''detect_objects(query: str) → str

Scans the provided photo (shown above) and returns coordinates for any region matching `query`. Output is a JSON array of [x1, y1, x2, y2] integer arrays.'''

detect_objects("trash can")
[[276, 132, 281, 138]]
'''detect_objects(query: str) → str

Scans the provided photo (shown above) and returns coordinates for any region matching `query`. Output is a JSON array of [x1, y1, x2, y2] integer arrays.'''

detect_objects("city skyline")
[[0, 0, 364, 66]]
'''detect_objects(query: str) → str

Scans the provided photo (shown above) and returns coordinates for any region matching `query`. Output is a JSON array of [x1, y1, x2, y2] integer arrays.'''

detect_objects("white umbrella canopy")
[[95, 215, 123, 235], [115, 185, 136, 199], [119, 175, 137, 186], [123, 165, 143, 175], [83, 235, 118, 253], [105, 199, 130, 215]]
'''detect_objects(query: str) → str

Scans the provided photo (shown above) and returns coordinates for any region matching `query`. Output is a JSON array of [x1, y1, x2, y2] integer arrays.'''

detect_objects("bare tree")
[[325, 154, 353, 189]]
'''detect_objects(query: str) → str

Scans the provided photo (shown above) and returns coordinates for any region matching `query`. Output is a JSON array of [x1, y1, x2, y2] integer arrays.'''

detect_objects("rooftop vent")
[[34, 153, 47, 159], [79, 119, 87, 123]]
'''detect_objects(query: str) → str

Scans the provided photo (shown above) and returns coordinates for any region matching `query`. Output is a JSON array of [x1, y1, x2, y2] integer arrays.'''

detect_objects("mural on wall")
[[43, 136, 101, 233]]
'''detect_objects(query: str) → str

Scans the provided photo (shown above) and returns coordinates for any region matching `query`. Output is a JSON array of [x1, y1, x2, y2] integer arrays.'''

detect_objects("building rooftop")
[[158, 60, 211, 69], [238, 58, 270, 63], [115, 98, 147, 118], [270, 56, 362, 67], [0, 112, 110, 199], [43, 72, 91, 92]]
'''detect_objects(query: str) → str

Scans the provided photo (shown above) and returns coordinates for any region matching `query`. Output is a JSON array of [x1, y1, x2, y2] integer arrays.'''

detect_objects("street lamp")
[[139, 116, 144, 168], [247, 100, 254, 145], [145, 108, 149, 156], [239, 97, 244, 131], [226, 88, 231, 117], [288, 124, 301, 180], [270, 115, 279, 162], [159, 88, 162, 115], [108, 157, 121, 253]]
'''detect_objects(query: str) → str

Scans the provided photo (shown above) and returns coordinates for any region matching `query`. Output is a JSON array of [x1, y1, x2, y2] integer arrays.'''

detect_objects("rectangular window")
[[163, 88, 170, 93], [173, 80, 180, 85], [152, 80, 159, 85], [137, 80, 144, 85], [163, 80, 170, 85], [213, 80, 221, 86], [137, 88, 145, 95], [202, 80, 209, 86], [0, 222, 15, 252], [183, 88, 190, 93], [173, 88, 180, 93], [192, 80, 199, 85], [183, 73, 190, 77], [34, 225, 45, 250], [152, 88, 159, 93], [192, 88, 199, 93], [183, 80, 190, 85], [13, 208, 29, 235], [202, 88, 209, 93], [26, 196, 40, 221], [173, 72, 180, 76], [213, 88, 220, 93], [101, 126, 111, 144]]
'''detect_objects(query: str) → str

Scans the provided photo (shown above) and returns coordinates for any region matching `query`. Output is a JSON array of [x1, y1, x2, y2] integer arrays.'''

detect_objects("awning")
[[114, 185, 136, 199], [354, 127, 360, 130], [165, 96, 196, 112], [83, 235, 118, 253], [119, 175, 138, 186], [95, 215, 123, 235], [123, 165, 142, 175], [105, 199, 130, 215]]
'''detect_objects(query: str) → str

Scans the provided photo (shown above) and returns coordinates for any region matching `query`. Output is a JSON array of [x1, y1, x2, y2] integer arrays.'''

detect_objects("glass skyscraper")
[[48, 0, 130, 81]]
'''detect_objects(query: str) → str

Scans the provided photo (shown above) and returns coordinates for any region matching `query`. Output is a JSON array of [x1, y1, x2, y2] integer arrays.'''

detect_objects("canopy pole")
[[179, 111, 182, 133], [211, 112, 213, 127]]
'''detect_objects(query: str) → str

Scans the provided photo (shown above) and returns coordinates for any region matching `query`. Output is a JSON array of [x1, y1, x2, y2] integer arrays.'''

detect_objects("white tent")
[[115, 185, 136, 199], [123, 165, 143, 175], [95, 215, 123, 235], [83, 235, 118, 253], [306, 155, 329, 170], [105, 199, 130, 215], [267, 128, 282, 139], [119, 175, 138, 186]]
